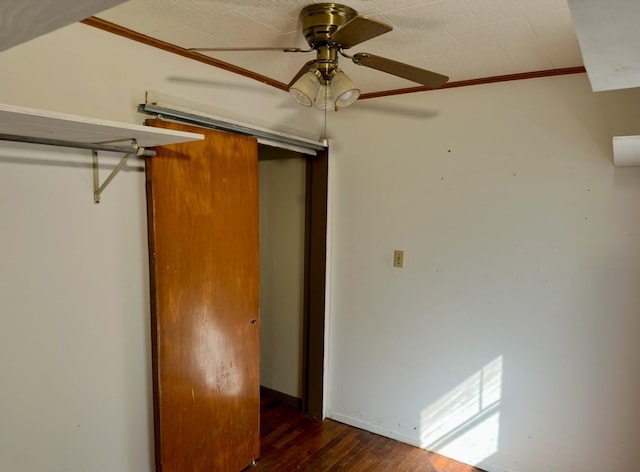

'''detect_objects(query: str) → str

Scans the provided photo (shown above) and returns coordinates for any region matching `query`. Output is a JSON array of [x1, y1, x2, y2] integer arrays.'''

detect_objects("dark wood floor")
[[251, 393, 486, 472]]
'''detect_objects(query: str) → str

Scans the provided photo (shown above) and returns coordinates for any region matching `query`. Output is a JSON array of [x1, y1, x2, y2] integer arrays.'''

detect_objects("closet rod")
[[0, 133, 156, 157]]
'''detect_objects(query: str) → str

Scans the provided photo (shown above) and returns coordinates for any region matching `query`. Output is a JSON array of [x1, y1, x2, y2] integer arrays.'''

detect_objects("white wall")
[[0, 23, 320, 472], [259, 157, 306, 398], [325, 75, 640, 472], [0, 143, 151, 472]]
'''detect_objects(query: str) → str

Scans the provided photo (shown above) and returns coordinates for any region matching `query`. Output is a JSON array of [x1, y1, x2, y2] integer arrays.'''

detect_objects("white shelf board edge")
[[0, 103, 204, 149]]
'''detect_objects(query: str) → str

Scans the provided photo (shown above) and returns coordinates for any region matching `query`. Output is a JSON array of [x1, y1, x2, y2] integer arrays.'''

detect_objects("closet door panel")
[[146, 119, 259, 472]]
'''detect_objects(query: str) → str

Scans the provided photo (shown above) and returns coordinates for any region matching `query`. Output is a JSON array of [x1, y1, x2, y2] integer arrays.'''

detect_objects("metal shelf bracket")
[[0, 132, 157, 204], [92, 139, 150, 204]]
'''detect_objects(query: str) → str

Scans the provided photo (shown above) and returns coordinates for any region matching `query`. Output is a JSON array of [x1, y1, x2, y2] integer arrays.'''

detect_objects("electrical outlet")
[[393, 250, 404, 268]]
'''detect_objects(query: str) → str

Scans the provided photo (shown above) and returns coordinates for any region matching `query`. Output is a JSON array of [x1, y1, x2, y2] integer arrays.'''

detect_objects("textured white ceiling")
[[0, 0, 127, 53], [97, 0, 583, 93]]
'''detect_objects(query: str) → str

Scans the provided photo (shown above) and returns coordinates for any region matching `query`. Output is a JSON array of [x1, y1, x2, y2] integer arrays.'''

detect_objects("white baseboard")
[[326, 410, 421, 448], [325, 410, 515, 472]]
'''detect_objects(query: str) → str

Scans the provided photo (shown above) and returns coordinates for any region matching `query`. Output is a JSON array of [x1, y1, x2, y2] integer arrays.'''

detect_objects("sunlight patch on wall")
[[420, 356, 503, 465]]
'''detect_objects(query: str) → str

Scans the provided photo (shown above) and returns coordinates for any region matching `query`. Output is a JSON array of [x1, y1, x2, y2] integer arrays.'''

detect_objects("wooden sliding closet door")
[[145, 120, 260, 472]]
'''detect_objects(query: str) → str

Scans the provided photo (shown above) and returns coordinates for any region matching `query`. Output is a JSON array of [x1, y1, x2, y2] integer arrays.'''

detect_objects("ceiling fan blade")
[[330, 16, 393, 49], [189, 47, 304, 52], [287, 60, 317, 89], [352, 53, 449, 88]]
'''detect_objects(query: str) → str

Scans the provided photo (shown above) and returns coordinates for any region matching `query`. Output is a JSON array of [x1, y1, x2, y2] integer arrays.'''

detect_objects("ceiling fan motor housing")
[[300, 3, 357, 48]]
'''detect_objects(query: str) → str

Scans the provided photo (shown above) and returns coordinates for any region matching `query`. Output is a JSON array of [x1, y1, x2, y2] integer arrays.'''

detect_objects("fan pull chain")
[[323, 103, 327, 143]]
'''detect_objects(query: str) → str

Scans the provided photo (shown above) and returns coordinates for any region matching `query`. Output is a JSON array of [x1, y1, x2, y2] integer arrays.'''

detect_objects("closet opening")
[[258, 143, 328, 418]]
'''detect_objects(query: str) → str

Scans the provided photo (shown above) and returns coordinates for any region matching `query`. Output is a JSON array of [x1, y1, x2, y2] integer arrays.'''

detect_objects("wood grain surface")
[[146, 120, 260, 472], [255, 392, 487, 472]]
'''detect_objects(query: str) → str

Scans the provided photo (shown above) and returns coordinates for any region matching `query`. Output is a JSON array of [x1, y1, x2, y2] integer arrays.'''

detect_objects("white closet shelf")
[[0, 103, 204, 203], [0, 103, 203, 149]]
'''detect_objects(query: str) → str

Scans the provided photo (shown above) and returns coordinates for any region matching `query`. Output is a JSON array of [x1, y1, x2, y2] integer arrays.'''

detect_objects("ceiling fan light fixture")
[[310, 69, 360, 111], [314, 84, 335, 111], [330, 69, 360, 108], [289, 70, 322, 107]]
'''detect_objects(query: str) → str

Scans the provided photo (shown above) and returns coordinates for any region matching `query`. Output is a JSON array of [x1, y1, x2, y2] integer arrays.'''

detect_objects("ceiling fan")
[[189, 3, 449, 111]]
